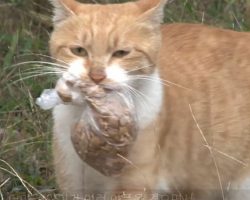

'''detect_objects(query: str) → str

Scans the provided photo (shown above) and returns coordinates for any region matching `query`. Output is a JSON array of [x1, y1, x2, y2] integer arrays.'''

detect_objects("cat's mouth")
[[56, 73, 125, 105], [73, 79, 123, 96]]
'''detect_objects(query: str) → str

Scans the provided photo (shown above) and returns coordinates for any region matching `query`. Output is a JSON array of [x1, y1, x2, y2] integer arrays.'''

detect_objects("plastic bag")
[[36, 78, 138, 177], [36, 89, 61, 110], [71, 90, 138, 177], [36, 78, 84, 110]]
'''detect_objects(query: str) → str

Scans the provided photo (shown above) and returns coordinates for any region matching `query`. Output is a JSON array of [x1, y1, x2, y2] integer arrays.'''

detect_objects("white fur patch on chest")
[[133, 71, 163, 129]]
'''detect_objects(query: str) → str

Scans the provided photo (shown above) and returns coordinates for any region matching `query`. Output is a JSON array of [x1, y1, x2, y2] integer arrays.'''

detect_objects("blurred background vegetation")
[[1, 0, 250, 199]]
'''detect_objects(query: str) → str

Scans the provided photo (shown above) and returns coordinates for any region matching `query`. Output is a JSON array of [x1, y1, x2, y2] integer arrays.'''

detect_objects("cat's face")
[[49, 0, 166, 93]]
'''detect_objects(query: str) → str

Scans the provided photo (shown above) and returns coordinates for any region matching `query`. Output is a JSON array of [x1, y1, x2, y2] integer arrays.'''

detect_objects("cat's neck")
[[133, 70, 163, 129]]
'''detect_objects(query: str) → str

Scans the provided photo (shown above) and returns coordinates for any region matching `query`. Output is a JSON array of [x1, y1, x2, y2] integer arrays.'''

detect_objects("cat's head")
[[49, 0, 167, 92]]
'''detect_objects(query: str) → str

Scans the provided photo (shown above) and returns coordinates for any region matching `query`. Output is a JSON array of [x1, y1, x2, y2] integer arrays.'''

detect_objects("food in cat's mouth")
[[36, 78, 138, 177], [71, 91, 138, 177]]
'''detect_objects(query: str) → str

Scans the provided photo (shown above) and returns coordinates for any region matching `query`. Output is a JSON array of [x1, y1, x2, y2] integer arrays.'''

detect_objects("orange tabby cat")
[[49, 0, 250, 199]]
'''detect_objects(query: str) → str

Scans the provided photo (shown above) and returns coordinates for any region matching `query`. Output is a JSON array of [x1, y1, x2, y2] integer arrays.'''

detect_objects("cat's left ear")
[[49, 0, 80, 25], [136, 0, 167, 25]]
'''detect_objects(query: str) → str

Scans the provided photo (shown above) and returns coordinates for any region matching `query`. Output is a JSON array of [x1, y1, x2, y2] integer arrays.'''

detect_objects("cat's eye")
[[70, 47, 88, 57], [112, 50, 130, 58]]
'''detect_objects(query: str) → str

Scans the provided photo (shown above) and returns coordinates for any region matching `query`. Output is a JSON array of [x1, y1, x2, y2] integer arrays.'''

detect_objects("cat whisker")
[[17, 53, 69, 65], [21, 67, 78, 81], [20, 66, 66, 74], [17, 71, 63, 78], [128, 76, 171, 88], [115, 91, 133, 109], [125, 84, 151, 103], [3, 64, 64, 84], [189, 104, 225, 200], [129, 74, 191, 90], [9, 61, 68, 69], [21, 65, 65, 72], [122, 84, 153, 114], [11, 72, 61, 85], [122, 85, 148, 109], [13, 66, 64, 77], [8, 63, 66, 82], [21, 71, 62, 77]]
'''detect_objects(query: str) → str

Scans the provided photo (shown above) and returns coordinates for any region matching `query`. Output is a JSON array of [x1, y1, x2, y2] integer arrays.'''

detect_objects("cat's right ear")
[[49, 0, 80, 25], [136, 0, 167, 26]]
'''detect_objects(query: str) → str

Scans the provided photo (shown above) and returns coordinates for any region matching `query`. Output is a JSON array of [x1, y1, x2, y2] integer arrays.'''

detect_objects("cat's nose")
[[89, 67, 106, 84]]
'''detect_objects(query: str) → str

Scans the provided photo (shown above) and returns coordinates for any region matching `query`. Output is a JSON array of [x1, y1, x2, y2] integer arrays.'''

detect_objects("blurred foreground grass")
[[0, 0, 250, 198]]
